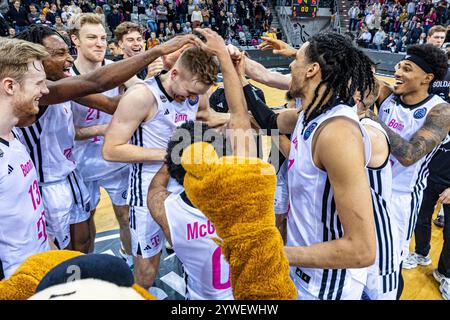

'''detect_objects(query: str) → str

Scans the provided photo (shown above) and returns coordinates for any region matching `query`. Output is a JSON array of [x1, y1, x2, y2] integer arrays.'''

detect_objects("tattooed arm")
[[365, 103, 450, 166]]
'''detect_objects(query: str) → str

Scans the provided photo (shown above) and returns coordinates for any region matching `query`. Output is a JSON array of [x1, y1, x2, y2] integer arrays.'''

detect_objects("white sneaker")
[[440, 279, 450, 300], [433, 269, 447, 284], [119, 247, 134, 269], [403, 252, 432, 269]]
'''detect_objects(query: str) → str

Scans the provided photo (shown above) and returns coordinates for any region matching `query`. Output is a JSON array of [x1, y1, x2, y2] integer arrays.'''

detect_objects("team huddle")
[[0, 12, 449, 300]]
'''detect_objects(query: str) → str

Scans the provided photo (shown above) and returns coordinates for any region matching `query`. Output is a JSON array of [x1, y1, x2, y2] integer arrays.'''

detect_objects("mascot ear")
[[181, 142, 218, 179]]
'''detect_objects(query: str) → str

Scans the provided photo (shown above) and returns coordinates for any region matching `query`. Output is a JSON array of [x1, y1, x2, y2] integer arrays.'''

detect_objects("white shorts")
[[274, 161, 289, 214], [86, 165, 130, 209], [41, 170, 91, 249], [364, 265, 399, 300], [129, 206, 164, 259], [391, 190, 424, 261]]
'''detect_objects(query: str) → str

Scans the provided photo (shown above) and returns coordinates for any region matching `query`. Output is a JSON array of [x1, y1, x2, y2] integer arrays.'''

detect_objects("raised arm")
[[196, 28, 255, 157], [226, 44, 291, 90], [285, 118, 376, 268], [75, 124, 108, 141], [40, 35, 197, 105], [102, 84, 166, 163], [147, 165, 172, 245], [366, 103, 450, 166]]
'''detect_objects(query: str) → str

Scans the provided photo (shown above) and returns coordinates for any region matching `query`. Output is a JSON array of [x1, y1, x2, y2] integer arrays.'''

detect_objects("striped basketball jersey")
[[0, 136, 50, 279], [378, 94, 446, 194], [14, 102, 76, 183], [128, 75, 199, 207], [287, 104, 371, 300], [165, 192, 233, 300], [361, 118, 400, 292], [70, 60, 127, 182]]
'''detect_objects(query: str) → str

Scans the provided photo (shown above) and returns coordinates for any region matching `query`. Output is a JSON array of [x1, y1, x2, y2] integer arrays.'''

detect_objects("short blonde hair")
[[177, 46, 219, 85], [0, 37, 49, 83], [114, 22, 143, 42], [67, 13, 104, 37]]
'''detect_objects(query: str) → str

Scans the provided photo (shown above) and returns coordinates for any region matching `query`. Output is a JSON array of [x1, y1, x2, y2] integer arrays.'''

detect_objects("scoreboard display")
[[292, 0, 318, 18]]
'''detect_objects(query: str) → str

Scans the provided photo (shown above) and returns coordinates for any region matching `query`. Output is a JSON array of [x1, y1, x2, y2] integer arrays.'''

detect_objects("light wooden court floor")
[[95, 78, 446, 300]]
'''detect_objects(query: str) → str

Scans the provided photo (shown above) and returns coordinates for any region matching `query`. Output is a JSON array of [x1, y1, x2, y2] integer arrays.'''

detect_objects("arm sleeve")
[[242, 84, 279, 134]]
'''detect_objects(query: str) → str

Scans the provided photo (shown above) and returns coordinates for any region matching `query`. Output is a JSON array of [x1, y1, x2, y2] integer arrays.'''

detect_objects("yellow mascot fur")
[[182, 141, 297, 300]]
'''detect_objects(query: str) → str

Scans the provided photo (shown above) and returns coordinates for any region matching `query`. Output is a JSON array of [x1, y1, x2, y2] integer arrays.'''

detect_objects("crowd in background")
[[0, 0, 283, 49], [349, 0, 450, 52]]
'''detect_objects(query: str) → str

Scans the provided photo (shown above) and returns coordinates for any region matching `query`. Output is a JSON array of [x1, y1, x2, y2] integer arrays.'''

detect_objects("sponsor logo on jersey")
[[8, 165, 13, 175], [164, 109, 170, 115], [303, 122, 318, 140], [160, 94, 168, 103], [0, 148, 3, 158], [175, 113, 188, 123], [388, 118, 405, 131], [413, 107, 427, 119], [188, 95, 199, 106], [20, 159, 34, 177], [143, 244, 152, 251], [122, 190, 127, 199]]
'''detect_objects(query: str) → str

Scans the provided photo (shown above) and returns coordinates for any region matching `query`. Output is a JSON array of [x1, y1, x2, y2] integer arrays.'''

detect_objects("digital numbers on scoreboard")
[[292, 0, 318, 18]]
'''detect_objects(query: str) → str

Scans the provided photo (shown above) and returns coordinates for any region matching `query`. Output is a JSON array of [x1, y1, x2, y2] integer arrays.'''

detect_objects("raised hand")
[[159, 34, 197, 55], [192, 28, 227, 58], [259, 37, 297, 58]]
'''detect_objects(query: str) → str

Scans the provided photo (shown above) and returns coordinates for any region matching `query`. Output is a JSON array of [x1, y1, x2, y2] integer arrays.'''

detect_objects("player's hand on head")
[[233, 52, 246, 76], [193, 28, 227, 57], [159, 34, 197, 55], [147, 57, 164, 78], [259, 37, 296, 57], [226, 43, 241, 60]]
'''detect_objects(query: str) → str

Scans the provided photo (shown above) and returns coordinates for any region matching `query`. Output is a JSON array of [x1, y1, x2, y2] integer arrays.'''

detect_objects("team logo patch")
[[188, 95, 199, 106], [122, 190, 128, 200], [303, 122, 318, 140], [160, 95, 167, 103], [413, 107, 427, 119]]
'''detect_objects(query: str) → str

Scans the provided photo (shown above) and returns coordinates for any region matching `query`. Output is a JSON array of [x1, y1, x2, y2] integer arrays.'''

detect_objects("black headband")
[[403, 54, 434, 74]]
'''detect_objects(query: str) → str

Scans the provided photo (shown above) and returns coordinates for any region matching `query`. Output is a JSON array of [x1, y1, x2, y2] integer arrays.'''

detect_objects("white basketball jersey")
[[287, 104, 371, 300], [378, 94, 446, 193], [361, 118, 400, 283], [14, 102, 77, 183], [0, 136, 50, 279], [165, 192, 233, 300], [128, 75, 199, 207], [70, 60, 127, 182]]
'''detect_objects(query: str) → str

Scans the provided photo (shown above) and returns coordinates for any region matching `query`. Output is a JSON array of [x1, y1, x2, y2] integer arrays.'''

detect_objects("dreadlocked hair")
[[15, 24, 69, 47], [301, 32, 375, 131]]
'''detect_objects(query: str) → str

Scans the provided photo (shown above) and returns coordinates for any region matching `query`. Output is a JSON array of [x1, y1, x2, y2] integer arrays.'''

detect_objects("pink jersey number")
[[37, 210, 48, 243], [86, 108, 101, 122], [28, 179, 41, 211], [212, 247, 231, 290]]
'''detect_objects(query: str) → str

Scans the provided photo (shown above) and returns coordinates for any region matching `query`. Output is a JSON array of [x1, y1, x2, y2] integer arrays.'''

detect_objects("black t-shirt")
[[430, 67, 450, 103], [428, 137, 450, 186], [112, 54, 148, 80]]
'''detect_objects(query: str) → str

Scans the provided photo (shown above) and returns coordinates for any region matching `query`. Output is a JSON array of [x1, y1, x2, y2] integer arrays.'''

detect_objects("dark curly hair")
[[15, 24, 69, 47], [406, 44, 448, 82], [301, 32, 375, 130], [165, 121, 229, 186]]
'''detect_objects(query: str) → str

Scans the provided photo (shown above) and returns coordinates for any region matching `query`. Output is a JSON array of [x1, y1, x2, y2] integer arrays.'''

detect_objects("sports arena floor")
[[94, 76, 445, 300]]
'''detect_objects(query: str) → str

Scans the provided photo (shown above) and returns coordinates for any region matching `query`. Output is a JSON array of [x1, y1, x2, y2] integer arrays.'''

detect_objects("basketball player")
[[427, 25, 449, 103], [15, 25, 198, 250], [363, 44, 450, 297], [260, 33, 377, 300], [102, 46, 219, 289], [68, 14, 131, 255], [354, 81, 401, 300], [0, 38, 51, 279]]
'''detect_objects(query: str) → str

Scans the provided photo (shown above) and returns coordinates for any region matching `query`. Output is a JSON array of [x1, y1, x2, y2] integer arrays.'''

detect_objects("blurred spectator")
[[35, 12, 53, 27], [177, 0, 188, 24], [349, 2, 361, 31], [156, 0, 168, 25], [191, 5, 203, 28], [121, 0, 133, 21], [54, 15, 68, 34], [28, 4, 39, 24], [410, 21, 424, 43], [183, 21, 192, 33], [371, 27, 387, 50], [107, 5, 124, 37], [0, 10, 8, 36], [146, 31, 160, 50], [146, 3, 157, 32], [5, 0, 29, 33], [357, 27, 372, 47], [46, 3, 59, 24], [95, 6, 106, 26]]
